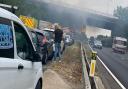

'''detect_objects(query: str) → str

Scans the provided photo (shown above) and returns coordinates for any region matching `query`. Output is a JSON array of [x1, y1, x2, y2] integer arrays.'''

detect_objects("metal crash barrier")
[[81, 44, 91, 89]]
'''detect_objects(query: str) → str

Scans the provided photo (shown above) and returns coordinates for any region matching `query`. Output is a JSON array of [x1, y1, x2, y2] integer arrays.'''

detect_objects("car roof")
[[0, 7, 24, 26], [31, 29, 44, 35], [43, 28, 54, 32]]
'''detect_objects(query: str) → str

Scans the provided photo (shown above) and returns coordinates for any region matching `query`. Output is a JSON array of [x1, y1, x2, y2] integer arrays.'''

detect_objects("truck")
[[112, 37, 127, 54]]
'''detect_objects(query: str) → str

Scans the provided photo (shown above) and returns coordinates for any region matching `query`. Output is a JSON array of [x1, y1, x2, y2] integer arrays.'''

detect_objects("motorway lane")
[[94, 47, 128, 88]]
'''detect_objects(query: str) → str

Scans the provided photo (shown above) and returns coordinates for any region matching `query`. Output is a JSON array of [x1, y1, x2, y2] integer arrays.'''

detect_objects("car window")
[[31, 32, 38, 44], [14, 22, 34, 60], [43, 30, 54, 40], [42, 31, 50, 40], [36, 32, 44, 46], [0, 18, 14, 58]]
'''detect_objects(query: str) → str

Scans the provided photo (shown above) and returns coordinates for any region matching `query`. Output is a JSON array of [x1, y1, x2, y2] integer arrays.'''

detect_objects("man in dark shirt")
[[54, 24, 63, 61]]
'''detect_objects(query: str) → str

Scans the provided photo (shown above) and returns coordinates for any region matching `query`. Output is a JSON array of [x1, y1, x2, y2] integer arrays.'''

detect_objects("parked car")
[[64, 35, 74, 46], [42, 28, 55, 59], [0, 8, 43, 89], [93, 40, 102, 49], [29, 29, 49, 64]]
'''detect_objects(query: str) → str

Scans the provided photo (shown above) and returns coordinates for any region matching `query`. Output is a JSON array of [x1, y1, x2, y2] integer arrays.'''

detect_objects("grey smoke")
[[37, 0, 116, 14]]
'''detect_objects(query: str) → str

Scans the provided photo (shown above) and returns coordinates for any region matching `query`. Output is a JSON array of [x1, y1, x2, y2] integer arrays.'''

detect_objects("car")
[[93, 40, 102, 49], [0, 8, 43, 89], [64, 35, 74, 46], [42, 28, 55, 59], [29, 29, 49, 64]]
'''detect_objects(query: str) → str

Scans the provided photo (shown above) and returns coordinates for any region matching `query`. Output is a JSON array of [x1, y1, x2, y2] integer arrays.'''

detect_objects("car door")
[[43, 31, 54, 56], [12, 22, 38, 89], [48, 31, 54, 56], [31, 32, 44, 60]]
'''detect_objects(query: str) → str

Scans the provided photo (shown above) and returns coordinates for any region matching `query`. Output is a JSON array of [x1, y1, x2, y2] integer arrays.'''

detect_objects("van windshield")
[[115, 40, 127, 46], [0, 18, 14, 58]]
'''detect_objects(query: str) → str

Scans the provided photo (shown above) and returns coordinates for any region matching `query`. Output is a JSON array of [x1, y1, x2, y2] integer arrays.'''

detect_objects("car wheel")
[[35, 81, 42, 89], [42, 52, 48, 64]]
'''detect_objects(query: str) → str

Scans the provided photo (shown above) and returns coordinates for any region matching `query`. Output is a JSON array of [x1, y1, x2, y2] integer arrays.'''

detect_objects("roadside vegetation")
[[47, 43, 83, 89]]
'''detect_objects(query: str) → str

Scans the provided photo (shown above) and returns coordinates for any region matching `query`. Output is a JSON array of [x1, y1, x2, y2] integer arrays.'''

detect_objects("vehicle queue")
[[0, 7, 74, 89]]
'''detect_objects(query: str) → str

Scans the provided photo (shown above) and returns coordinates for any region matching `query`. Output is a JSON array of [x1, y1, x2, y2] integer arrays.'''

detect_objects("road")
[[94, 47, 128, 88]]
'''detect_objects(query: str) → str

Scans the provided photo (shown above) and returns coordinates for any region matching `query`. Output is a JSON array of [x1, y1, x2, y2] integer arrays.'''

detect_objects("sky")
[[41, 0, 128, 14]]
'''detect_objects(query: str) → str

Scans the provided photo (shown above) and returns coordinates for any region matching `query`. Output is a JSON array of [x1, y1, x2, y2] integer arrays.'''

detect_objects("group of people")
[[53, 24, 64, 62]]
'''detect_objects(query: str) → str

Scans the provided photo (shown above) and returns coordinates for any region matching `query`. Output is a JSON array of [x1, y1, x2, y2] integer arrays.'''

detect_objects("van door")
[[0, 18, 16, 89], [12, 22, 39, 89]]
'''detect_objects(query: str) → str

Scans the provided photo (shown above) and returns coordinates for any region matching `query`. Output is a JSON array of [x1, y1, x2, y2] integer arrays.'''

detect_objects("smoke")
[[38, 0, 80, 6], [37, 0, 115, 14], [24, 0, 116, 37]]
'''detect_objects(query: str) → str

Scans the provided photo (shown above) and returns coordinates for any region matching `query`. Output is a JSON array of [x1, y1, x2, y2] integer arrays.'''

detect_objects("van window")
[[14, 22, 34, 60], [0, 18, 14, 58]]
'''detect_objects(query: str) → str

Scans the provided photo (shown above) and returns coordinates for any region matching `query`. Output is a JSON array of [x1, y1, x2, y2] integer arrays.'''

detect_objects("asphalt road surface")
[[94, 47, 128, 88]]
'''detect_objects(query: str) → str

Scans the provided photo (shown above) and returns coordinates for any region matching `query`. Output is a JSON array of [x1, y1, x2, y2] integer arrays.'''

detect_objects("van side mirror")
[[25, 51, 41, 62], [32, 51, 41, 62]]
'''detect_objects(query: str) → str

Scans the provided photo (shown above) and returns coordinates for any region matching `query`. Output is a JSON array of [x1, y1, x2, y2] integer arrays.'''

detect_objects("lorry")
[[112, 37, 127, 54]]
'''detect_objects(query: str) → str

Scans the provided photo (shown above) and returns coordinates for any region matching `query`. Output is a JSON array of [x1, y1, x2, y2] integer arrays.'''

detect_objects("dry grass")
[[48, 43, 83, 89]]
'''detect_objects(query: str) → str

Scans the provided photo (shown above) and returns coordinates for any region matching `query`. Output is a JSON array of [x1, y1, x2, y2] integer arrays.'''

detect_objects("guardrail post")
[[89, 51, 97, 77]]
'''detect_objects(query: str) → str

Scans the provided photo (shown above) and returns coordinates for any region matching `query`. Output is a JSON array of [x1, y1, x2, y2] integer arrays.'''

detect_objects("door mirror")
[[26, 51, 41, 62], [32, 51, 41, 62]]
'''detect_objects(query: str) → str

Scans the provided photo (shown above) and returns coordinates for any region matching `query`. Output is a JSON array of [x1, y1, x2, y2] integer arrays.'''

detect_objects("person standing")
[[54, 24, 63, 61]]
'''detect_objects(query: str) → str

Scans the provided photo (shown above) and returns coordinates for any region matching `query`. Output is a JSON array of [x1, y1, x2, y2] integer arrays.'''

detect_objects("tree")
[[114, 6, 128, 22]]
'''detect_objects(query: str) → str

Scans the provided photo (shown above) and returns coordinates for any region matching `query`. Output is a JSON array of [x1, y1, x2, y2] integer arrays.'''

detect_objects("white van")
[[112, 37, 127, 53], [0, 8, 43, 89]]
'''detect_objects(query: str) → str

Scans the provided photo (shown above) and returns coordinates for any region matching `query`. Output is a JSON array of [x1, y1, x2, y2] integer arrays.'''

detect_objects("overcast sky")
[[41, 0, 128, 14]]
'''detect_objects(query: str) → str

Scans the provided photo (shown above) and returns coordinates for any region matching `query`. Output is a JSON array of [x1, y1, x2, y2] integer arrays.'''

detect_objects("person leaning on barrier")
[[53, 24, 63, 61]]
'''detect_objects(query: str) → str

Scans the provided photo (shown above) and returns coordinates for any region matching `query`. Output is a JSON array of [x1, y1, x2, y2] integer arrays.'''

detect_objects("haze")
[[40, 0, 128, 14]]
